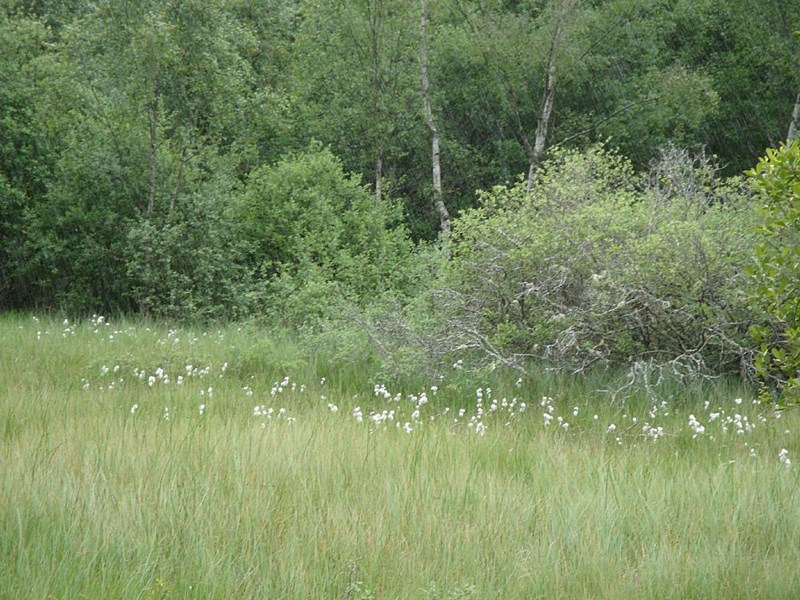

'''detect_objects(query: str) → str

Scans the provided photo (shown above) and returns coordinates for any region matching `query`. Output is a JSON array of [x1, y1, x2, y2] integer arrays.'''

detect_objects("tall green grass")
[[2, 314, 799, 598]]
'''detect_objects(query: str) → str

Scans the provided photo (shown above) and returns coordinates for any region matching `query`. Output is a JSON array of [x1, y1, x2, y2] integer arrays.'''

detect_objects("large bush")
[[238, 145, 418, 325], [124, 193, 260, 321], [439, 145, 757, 375], [747, 141, 800, 402]]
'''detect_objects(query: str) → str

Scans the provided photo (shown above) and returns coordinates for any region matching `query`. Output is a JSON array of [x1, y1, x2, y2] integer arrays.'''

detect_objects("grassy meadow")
[[2, 313, 800, 599]]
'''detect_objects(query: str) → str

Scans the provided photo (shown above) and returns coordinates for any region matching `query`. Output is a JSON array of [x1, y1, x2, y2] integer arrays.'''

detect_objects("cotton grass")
[[2, 314, 799, 598]]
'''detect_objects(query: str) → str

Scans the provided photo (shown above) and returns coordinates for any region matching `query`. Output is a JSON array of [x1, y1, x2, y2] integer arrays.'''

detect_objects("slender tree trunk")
[[142, 82, 160, 317], [147, 93, 158, 216], [788, 91, 800, 145], [527, 61, 557, 190], [454, 0, 534, 189], [368, 3, 384, 202], [375, 152, 383, 203], [528, 9, 571, 190], [420, 0, 450, 236]]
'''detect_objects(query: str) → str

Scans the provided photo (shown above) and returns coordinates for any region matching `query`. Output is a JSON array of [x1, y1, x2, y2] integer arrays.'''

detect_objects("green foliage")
[[442, 145, 756, 374], [747, 142, 800, 403], [17, 111, 140, 313], [688, 0, 800, 173], [239, 145, 418, 325], [124, 202, 260, 322], [0, 1, 268, 316], [0, 0, 800, 350], [0, 11, 59, 308], [287, 0, 430, 235]]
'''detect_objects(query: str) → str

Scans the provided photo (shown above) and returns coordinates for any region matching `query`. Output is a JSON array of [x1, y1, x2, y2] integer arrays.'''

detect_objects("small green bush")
[[747, 141, 800, 403]]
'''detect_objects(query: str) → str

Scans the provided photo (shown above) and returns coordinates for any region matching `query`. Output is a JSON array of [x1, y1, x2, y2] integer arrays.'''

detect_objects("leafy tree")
[[545, 0, 720, 168], [12, 0, 266, 315], [290, 0, 421, 202], [0, 8, 63, 309], [659, 0, 800, 172], [748, 142, 800, 402], [439, 0, 592, 189]]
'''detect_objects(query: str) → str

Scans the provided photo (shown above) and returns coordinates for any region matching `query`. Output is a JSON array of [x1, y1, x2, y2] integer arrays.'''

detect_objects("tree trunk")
[[526, 0, 577, 189], [788, 91, 800, 145], [375, 152, 383, 203], [527, 62, 557, 190], [367, 3, 384, 203], [142, 82, 160, 317], [147, 92, 158, 216], [420, 0, 450, 236]]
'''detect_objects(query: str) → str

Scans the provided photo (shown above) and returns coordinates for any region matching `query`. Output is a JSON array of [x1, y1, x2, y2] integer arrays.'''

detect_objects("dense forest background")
[[1, 0, 799, 396]]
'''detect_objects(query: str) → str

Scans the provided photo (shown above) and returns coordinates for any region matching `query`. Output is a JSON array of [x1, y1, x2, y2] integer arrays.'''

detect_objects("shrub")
[[747, 141, 800, 403], [124, 194, 261, 321], [439, 145, 757, 376], [238, 144, 417, 326]]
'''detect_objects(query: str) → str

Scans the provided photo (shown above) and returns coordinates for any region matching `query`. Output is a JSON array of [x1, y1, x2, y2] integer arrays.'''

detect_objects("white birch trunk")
[[788, 91, 800, 145], [527, 62, 557, 190], [375, 153, 383, 203], [420, 0, 450, 236], [526, 0, 576, 190]]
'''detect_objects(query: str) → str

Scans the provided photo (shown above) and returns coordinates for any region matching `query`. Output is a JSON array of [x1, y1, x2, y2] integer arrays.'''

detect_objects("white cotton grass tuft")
[[60, 317, 791, 471], [688, 414, 705, 438]]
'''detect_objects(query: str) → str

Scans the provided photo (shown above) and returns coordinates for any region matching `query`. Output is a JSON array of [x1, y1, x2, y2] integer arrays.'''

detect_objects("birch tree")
[[789, 93, 800, 145], [526, 0, 576, 188], [451, 0, 587, 188], [292, 0, 419, 202], [420, 0, 450, 235]]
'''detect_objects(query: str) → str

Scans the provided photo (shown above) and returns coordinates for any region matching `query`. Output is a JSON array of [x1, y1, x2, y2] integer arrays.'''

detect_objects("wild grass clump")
[[2, 314, 799, 598]]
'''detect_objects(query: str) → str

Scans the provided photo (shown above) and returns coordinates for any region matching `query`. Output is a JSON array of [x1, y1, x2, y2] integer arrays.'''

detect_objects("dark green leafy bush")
[[238, 144, 418, 326], [747, 142, 800, 403], [124, 197, 260, 321]]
